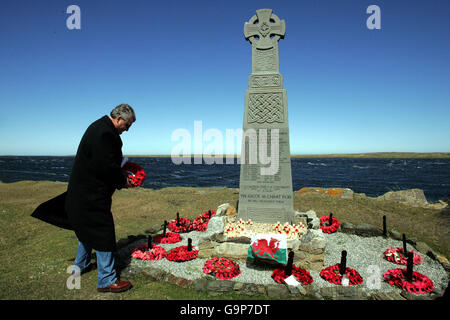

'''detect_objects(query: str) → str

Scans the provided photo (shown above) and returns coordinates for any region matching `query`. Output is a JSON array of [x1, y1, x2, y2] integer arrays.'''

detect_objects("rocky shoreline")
[[297, 187, 449, 210]]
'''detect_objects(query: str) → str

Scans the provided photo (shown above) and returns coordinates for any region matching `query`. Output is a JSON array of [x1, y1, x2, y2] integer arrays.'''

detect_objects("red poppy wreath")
[[319, 216, 341, 234], [320, 264, 363, 286], [203, 257, 241, 280], [152, 232, 182, 244], [131, 244, 167, 261], [384, 248, 423, 266], [192, 210, 217, 232], [168, 217, 193, 233], [271, 265, 314, 285], [166, 245, 199, 262], [122, 161, 146, 188], [384, 268, 434, 294]]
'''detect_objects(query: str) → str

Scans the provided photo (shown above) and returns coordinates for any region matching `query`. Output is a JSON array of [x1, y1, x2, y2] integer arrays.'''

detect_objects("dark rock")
[[193, 278, 210, 292], [400, 291, 433, 300], [415, 241, 433, 257], [119, 266, 141, 279], [207, 280, 235, 295], [141, 267, 168, 282], [236, 283, 265, 296], [370, 292, 406, 300], [167, 274, 193, 288], [145, 224, 163, 234], [215, 234, 251, 244], [266, 284, 290, 299], [340, 222, 355, 234], [320, 286, 368, 300], [389, 229, 402, 241], [354, 223, 383, 237]]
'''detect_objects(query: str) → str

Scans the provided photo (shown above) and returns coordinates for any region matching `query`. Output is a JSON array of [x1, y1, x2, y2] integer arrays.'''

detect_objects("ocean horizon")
[[1, 155, 449, 203]]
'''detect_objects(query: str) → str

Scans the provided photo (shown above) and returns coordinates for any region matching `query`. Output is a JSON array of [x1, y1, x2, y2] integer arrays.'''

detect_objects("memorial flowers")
[[203, 257, 241, 279], [166, 245, 199, 262], [192, 210, 216, 232], [153, 232, 182, 244], [319, 216, 340, 234], [320, 264, 363, 286], [271, 265, 314, 285], [224, 219, 307, 240], [168, 217, 193, 233], [384, 248, 423, 265], [131, 244, 167, 261], [384, 268, 434, 294], [122, 161, 146, 188]]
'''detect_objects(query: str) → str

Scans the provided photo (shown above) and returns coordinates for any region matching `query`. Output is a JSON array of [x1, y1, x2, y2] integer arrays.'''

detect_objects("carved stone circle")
[[244, 9, 286, 49]]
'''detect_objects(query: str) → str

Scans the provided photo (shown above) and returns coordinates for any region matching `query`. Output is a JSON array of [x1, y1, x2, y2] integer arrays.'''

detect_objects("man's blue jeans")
[[73, 241, 117, 288]]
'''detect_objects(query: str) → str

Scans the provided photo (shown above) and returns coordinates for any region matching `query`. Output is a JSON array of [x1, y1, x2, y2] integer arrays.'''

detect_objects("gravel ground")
[[124, 219, 448, 295]]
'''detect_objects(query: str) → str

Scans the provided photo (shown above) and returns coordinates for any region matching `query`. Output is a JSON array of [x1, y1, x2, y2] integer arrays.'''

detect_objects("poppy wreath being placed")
[[168, 217, 193, 233], [152, 232, 182, 244], [166, 245, 199, 262], [131, 244, 167, 261], [271, 265, 314, 285], [320, 264, 363, 286], [384, 268, 434, 294], [319, 216, 341, 234], [122, 161, 146, 188], [192, 210, 217, 232], [384, 248, 423, 266], [203, 257, 241, 279]]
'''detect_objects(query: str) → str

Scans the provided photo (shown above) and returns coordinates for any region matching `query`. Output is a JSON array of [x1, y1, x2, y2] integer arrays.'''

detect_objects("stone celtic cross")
[[244, 9, 286, 50], [238, 9, 295, 224]]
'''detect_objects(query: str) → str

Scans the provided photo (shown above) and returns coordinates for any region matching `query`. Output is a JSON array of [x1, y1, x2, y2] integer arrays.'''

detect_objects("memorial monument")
[[238, 9, 295, 224]]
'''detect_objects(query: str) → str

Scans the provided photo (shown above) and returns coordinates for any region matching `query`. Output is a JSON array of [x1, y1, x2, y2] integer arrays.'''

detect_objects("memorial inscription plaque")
[[238, 9, 295, 224]]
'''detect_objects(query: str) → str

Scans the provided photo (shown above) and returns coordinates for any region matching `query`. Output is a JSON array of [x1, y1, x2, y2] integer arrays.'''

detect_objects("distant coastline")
[[122, 152, 450, 159], [1, 152, 450, 158]]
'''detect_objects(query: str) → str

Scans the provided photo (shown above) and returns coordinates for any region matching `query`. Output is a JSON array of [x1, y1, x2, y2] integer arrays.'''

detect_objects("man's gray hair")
[[110, 104, 136, 122]]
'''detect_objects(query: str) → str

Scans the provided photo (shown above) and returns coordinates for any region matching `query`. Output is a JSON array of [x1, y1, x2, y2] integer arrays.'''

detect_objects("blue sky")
[[0, 0, 449, 156]]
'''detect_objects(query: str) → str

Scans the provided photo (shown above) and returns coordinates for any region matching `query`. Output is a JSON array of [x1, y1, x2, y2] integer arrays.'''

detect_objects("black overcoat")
[[64, 115, 127, 251]]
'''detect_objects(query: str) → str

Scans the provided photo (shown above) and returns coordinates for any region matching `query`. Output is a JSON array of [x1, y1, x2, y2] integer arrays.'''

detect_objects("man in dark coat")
[[65, 103, 135, 293]]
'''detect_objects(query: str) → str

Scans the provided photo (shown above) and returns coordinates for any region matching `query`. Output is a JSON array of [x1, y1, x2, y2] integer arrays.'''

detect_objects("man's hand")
[[125, 176, 133, 188], [121, 170, 133, 188]]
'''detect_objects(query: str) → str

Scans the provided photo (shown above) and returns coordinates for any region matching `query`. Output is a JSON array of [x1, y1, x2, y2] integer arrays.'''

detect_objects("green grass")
[[1, 181, 448, 300]]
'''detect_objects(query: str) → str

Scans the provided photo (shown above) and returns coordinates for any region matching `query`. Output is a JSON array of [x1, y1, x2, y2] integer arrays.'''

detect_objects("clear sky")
[[0, 0, 449, 156]]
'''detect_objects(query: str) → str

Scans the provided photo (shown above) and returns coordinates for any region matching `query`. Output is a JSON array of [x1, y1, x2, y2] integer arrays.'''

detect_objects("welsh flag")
[[247, 234, 287, 265]]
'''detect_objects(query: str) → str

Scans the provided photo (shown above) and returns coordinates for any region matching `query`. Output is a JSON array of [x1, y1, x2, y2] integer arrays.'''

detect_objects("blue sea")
[[0, 156, 449, 202]]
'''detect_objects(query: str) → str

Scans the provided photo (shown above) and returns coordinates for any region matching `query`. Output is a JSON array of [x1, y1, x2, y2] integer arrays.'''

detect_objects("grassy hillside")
[[0, 181, 448, 299]]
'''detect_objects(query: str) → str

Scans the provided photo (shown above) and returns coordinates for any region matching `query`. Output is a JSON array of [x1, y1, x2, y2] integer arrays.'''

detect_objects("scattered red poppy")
[[384, 248, 423, 265], [168, 217, 193, 233], [203, 257, 241, 279], [320, 264, 363, 286], [271, 265, 314, 285], [319, 216, 341, 233], [192, 210, 216, 232], [384, 268, 434, 294], [131, 244, 167, 261], [122, 161, 146, 188], [153, 232, 182, 244], [166, 245, 199, 262]]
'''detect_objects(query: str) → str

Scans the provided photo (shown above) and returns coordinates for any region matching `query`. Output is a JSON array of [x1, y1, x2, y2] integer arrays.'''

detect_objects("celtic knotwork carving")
[[248, 93, 284, 124], [250, 75, 282, 88]]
